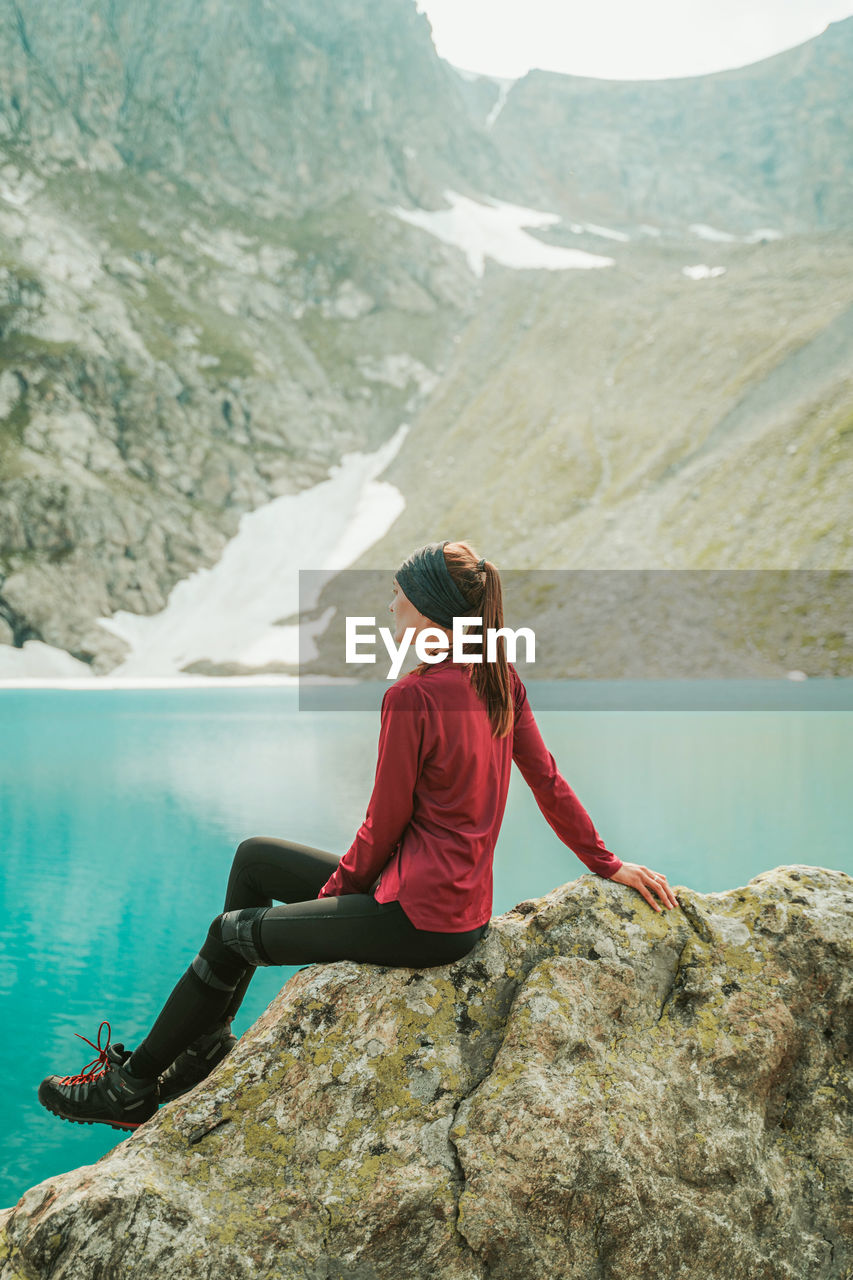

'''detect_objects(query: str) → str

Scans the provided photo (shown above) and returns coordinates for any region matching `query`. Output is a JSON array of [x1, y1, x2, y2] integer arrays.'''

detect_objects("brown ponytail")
[[411, 540, 514, 739]]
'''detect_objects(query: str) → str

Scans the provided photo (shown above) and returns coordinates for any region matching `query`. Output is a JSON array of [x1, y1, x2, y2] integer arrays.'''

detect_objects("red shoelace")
[[57, 1020, 118, 1086]]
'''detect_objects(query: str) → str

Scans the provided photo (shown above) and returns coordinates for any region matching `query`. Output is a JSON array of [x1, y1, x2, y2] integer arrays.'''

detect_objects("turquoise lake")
[[1, 683, 851, 1208]]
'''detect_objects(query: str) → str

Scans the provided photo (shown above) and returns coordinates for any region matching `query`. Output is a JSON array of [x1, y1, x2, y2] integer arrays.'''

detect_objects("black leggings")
[[128, 837, 488, 1079]]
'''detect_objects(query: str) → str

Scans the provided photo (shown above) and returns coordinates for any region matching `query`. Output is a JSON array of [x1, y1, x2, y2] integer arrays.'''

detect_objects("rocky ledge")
[[1, 865, 850, 1280]]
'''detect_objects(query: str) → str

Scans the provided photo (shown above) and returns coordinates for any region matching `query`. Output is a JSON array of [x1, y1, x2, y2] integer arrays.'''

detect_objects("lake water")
[[1, 683, 851, 1208]]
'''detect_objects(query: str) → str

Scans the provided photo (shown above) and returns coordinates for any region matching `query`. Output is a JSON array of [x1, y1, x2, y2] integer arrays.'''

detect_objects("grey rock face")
[[0, 0, 507, 214], [0, 163, 475, 668], [1, 865, 849, 1278], [487, 17, 853, 233], [0, 0, 497, 667]]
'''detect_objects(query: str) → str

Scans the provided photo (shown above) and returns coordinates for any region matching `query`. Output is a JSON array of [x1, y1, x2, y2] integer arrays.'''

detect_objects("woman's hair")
[[411, 540, 514, 739]]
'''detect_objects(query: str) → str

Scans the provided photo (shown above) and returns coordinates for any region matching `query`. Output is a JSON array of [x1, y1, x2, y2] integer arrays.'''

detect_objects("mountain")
[[478, 16, 853, 233], [0, 1, 850, 676], [0, 0, 514, 213], [0, 0, 499, 665]]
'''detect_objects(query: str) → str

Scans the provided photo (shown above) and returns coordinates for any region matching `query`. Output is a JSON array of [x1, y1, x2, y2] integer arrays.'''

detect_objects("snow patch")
[[390, 191, 614, 278], [578, 222, 630, 243], [485, 80, 514, 130], [689, 223, 738, 243], [682, 264, 726, 280], [91, 425, 411, 679], [690, 223, 783, 245], [0, 642, 94, 679], [566, 221, 631, 242]]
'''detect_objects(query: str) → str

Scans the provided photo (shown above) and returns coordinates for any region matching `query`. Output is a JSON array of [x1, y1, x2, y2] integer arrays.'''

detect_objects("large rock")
[[1, 864, 850, 1279]]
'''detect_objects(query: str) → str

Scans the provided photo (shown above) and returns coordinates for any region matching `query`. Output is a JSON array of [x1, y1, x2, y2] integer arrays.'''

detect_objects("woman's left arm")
[[317, 682, 427, 898], [511, 681, 623, 878]]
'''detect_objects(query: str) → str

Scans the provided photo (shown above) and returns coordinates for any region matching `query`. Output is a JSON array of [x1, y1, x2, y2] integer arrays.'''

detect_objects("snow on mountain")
[[95, 426, 409, 678], [0, 641, 93, 681], [689, 224, 782, 245], [485, 80, 515, 131], [574, 222, 631, 242], [690, 223, 739, 243], [682, 264, 727, 279], [0, 426, 410, 684], [391, 191, 615, 277]]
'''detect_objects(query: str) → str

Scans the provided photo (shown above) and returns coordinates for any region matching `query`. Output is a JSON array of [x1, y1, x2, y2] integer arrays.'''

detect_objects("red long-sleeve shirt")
[[316, 656, 622, 931]]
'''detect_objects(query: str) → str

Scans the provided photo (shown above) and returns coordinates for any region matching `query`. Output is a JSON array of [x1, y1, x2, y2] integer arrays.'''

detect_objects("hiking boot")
[[38, 1020, 159, 1131], [158, 1025, 237, 1104]]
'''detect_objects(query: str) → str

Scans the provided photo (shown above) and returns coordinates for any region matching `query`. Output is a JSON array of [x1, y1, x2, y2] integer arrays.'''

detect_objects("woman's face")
[[389, 579, 449, 653]]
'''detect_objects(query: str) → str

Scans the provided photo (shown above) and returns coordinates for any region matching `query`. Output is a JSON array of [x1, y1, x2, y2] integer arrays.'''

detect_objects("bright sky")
[[414, 0, 853, 81]]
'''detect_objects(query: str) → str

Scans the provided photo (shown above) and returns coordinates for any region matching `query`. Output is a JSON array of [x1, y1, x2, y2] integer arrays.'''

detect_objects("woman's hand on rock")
[[609, 861, 680, 913]]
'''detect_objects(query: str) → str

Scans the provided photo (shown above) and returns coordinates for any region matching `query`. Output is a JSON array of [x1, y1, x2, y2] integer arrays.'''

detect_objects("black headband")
[[395, 541, 476, 630]]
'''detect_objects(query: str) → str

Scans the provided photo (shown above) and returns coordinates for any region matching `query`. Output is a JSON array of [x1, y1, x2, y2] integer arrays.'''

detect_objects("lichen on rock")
[[1, 864, 850, 1279]]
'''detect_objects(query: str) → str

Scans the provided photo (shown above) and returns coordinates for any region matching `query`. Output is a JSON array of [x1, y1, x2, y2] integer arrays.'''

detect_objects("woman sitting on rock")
[[38, 539, 678, 1131]]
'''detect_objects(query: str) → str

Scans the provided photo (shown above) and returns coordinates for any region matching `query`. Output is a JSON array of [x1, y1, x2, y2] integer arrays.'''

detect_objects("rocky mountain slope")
[[0, 0, 500, 667], [482, 16, 853, 233], [0, 165, 477, 665], [356, 232, 853, 568], [0, 0, 512, 214], [1, 865, 850, 1278], [0, 1, 851, 674]]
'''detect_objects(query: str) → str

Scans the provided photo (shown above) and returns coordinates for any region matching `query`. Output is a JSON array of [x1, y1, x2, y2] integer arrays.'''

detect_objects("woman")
[[38, 539, 678, 1131]]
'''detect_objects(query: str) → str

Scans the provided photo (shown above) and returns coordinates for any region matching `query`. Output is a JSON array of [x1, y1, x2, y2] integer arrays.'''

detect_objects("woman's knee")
[[215, 907, 273, 967], [234, 836, 265, 867], [229, 837, 273, 892], [192, 908, 273, 992]]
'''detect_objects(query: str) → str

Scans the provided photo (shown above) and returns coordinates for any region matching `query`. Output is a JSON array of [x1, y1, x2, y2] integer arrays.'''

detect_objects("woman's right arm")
[[316, 681, 426, 899]]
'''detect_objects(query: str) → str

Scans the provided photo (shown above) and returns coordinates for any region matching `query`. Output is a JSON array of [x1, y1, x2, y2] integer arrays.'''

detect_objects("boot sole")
[[38, 1096, 146, 1130]]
